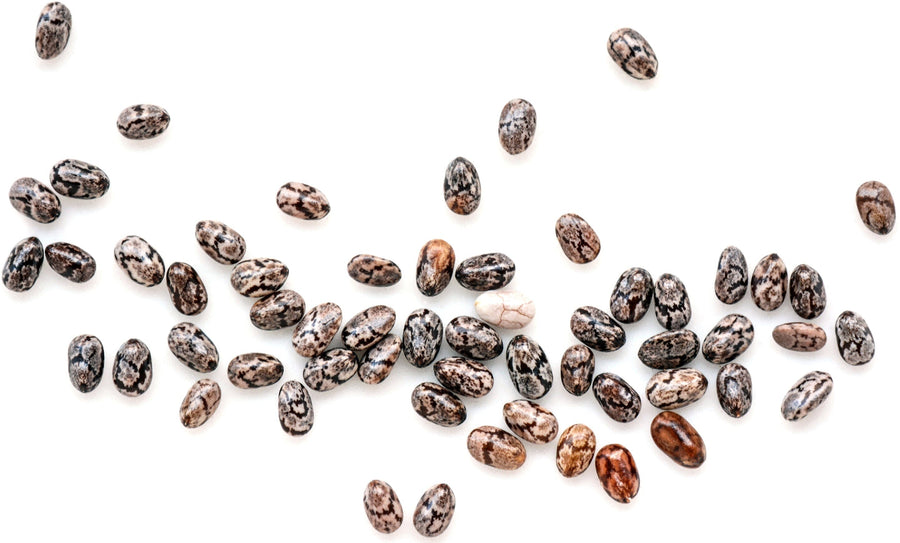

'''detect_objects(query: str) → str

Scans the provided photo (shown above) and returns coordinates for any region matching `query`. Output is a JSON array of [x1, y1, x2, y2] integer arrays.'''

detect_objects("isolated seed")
[[413, 483, 455, 537], [772, 322, 827, 352], [834, 311, 875, 366], [9, 177, 61, 224], [781, 371, 833, 421], [607, 28, 658, 79], [51, 159, 109, 199], [276, 182, 330, 220], [498, 98, 536, 155], [35, 3, 71, 60], [45, 242, 96, 283], [117, 104, 170, 140], [3, 237, 44, 292], [444, 157, 481, 215], [556, 423, 597, 478], [194, 220, 246, 264], [856, 181, 895, 234], [555, 213, 601, 264], [714, 246, 748, 304], [179, 379, 221, 429], [363, 480, 403, 534], [347, 254, 402, 286]]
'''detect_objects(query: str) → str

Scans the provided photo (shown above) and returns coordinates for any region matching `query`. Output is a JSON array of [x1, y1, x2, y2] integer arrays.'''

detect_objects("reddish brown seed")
[[467, 425, 526, 470], [556, 423, 596, 478], [595, 444, 640, 503], [650, 411, 706, 468]]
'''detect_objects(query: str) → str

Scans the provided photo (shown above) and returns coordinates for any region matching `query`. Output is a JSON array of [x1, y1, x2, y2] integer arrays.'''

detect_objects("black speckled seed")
[[467, 426, 526, 470], [45, 242, 95, 283], [114, 235, 164, 287], [506, 335, 553, 400], [609, 267, 654, 324], [276, 182, 330, 220], [3, 237, 44, 292], [346, 254, 401, 286], [433, 357, 494, 398], [230, 258, 288, 297], [411, 382, 467, 427], [715, 246, 748, 304], [646, 369, 708, 410], [638, 330, 700, 369], [117, 104, 170, 140], [654, 273, 691, 330], [750, 253, 788, 311], [503, 399, 559, 444], [444, 157, 481, 215], [772, 322, 827, 352], [292, 302, 342, 358], [789, 264, 826, 319], [416, 239, 455, 296], [835, 311, 875, 366], [35, 3, 71, 59], [112, 339, 152, 397], [498, 98, 536, 155], [364, 480, 403, 534], [9, 178, 61, 224], [607, 28, 657, 79], [68, 334, 104, 393], [561, 344, 595, 396], [50, 159, 109, 199], [195, 220, 246, 265], [167, 322, 218, 373], [592, 372, 641, 423], [413, 484, 455, 537], [555, 213, 601, 264], [445, 316, 503, 360], [781, 371, 833, 421], [570, 306, 626, 352], [358, 334, 402, 385], [856, 181, 895, 235], [402, 308, 443, 367], [702, 314, 754, 364], [227, 353, 283, 389], [716, 363, 752, 418], [454, 253, 516, 291], [278, 380, 314, 436], [341, 305, 396, 351], [250, 289, 305, 330], [179, 379, 221, 429], [166, 262, 208, 316], [303, 349, 358, 392]]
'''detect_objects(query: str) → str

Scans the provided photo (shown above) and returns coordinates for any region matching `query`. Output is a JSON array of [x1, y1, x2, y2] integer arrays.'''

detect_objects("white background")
[[1, 1, 897, 541]]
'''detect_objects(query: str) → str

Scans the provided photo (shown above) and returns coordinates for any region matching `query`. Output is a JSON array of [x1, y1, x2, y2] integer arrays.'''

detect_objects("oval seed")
[[278, 380, 314, 436], [716, 363, 752, 418], [45, 242, 96, 283], [194, 220, 246, 265], [358, 334, 402, 385], [444, 157, 480, 215], [167, 322, 218, 373], [292, 302, 342, 358], [454, 252, 515, 291], [835, 311, 875, 366], [410, 382, 466, 427], [68, 334, 104, 393], [506, 334, 553, 400], [561, 344, 595, 396], [638, 329, 700, 369], [346, 254, 401, 286], [570, 306, 626, 351], [363, 480, 403, 534], [250, 289, 306, 330], [276, 182, 330, 220], [556, 423, 597, 478], [413, 483, 455, 537], [50, 159, 109, 199], [645, 369, 708, 410], [114, 235, 165, 287], [445, 316, 502, 360], [650, 411, 706, 468], [467, 426, 526, 470], [781, 371, 833, 421], [166, 262, 208, 316], [789, 264, 826, 319], [227, 353, 283, 389], [179, 379, 221, 429], [341, 305, 396, 351], [702, 314, 754, 364], [498, 98, 536, 155], [772, 322, 827, 352], [714, 246, 748, 304], [35, 3, 72, 59], [402, 308, 443, 367], [607, 28, 658, 79], [9, 177, 61, 224], [433, 357, 494, 398], [3, 237, 44, 292], [112, 338, 152, 397], [230, 258, 288, 297], [117, 104, 170, 140], [474, 290, 535, 329], [856, 180, 895, 235], [609, 267, 654, 323], [654, 273, 691, 330], [595, 444, 640, 504], [503, 399, 559, 444], [555, 213, 601, 264], [750, 253, 788, 311], [303, 349, 358, 392], [592, 372, 641, 423], [416, 239, 455, 296]]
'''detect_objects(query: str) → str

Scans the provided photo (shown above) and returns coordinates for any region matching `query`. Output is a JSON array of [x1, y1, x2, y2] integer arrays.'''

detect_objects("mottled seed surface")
[[498, 98, 536, 155], [413, 484, 455, 537], [45, 242, 96, 283], [595, 444, 640, 504], [433, 357, 493, 398], [445, 316, 502, 360], [167, 322, 218, 373], [341, 305, 396, 351], [51, 159, 109, 199], [506, 335, 553, 399], [467, 426, 526, 470], [781, 371, 833, 421], [9, 177, 61, 224], [570, 306, 626, 351], [402, 308, 443, 367], [474, 290, 535, 329], [444, 157, 481, 215], [250, 289, 305, 330], [772, 322, 827, 352], [716, 363, 752, 418], [166, 262, 208, 316], [117, 104, 170, 140], [560, 344, 595, 396], [416, 239, 455, 296], [789, 264, 826, 319], [194, 220, 246, 265], [835, 311, 875, 366], [702, 314, 754, 364], [303, 348, 359, 391], [358, 334, 402, 385], [276, 182, 330, 220], [654, 273, 691, 330], [856, 180, 895, 234], [347, 254, 401, 286], [292, 302, 342, 358], [592, 372, 641, 423], [503, 400, 559, 444], [715, 246, 748, 304], [230, 258, 288, 297], [364, 480, 403, 534], [68, 334, 103, 393], [227, 353, 284, 389], [278, 380, 314, 436], [556, 423, 596, 478], [410, 382, 467, 427], [638, 329, 700, 369], [114, 235, 164, 287], [646, 368, 708, 410], [610, 267, 654, 323], [650, 411, 706, 468], [750, 253, 788, 311], [35, 3, 71, 59], [608, 28, 657, 79], [179, 379, 221, 429], [112, 339, 152, 397], [454, 252, 515, 291], [3, 237, 44, 292], [555, 213, 601, 264]]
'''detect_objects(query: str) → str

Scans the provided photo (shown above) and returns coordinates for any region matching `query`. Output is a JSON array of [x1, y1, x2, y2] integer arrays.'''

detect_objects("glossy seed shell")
[[856, 181, 895, 234], [609, 267, 654, 323], [654, 273, 691, 330], [702, 314, 754, 364], [166, 262, 208, 316], [276, 182, 330, 220], [3, 237, 44, 292], [467, 426, 526, 470], [303, 349, 358, 392], [714, 246, 748, 304], [112, 339, 152, 397], [498, 98, 536, 155], [556, 423, 597, 478], [51, 159, 109, 199], [772, 322, 827, 352], [595, 444, 640, 504], [35, 3, 72, 59], [503, 400, 559, 444], [179, 379, 221, 429], [278, 380, 314, 435], [592, 372, 641, 423], [570, 306, 626, 351], [555, 213, 601, 264], [474, 290, 535, 329], [292, 302, 342, 358], [716, 363, 752, 418], [347, 254, 401, 286], [117, 104, 170, 139], [194, 220, 246, 264], [9, 177, 61, 224], [646, 369, 708, 410], [416, 239, 455, 296], [506, 335, 553, 400], [250, 289, 305, 330], [608, 28, 657, 79], [227, 353, 284, 389], [561, 344, 595, 396], [834, 311, 875, 366], [789, 264, 826, 319], [750, 253, 788, 311], [363, 480, 403, 534], [358, 335, 402, 385], [444, 157, 481, 215], [167, 322, 218, 373], [45, 242, 96, 283], [445, 316, 502, 360], [413, 484, 455, 537], [68, 334, 104, 393], [454, 252, 516, 291], [638, 329, 700, 369], [114, 235, 164, 287], [230, 258, 288, 297], [341, 305, 396, 351], [781, 371, 833, 421], [433, 357, 494, 398], [402, 308, 443, 367], [650, 411, 706, 468], [411, 382, 467, 427]]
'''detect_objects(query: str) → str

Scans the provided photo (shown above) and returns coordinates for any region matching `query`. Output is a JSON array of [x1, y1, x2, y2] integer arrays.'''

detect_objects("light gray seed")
[[714, 246, 748, 304], [609, 267, 654, 323], [781, 371, 833, 421], [789, 264, 826, 319], [506, 335, 553, 400], [363, 480, 403, 534], [413, 483, 455, 537], [250, 289, 305, 330], [358, 334, 402, 385], [560, 344, 594, 396], [555, 213, 601, 264], [341, 305, 396, 351], [276, 182, 330, 220], [303, 349, 358, 392], [230, 258, 288, 297], [592, 372, 641, 423], [112, 338, 152, 397], [410, 382, 467, 427], [638, 329, 700, 369], [167, 322, 218, 373], [194, 220, 246, 264], [716, 363, 752, 418], [772, 322, 827, 352], [402, 308, 443, 367], [503, 399, 559, 444], [227, 353, 283, 389], [292, 302, 342, 358], [179, 379, 221, 429], [35, 3, 72, 59], [68, 334, 104, 393], [498, 98, 536, 155], [45, 242, 96, 283], [3, 237, 44, 292], [114, 235, 164, 287], [702, 314, 754, 364], [50, 159, 109, 199], [654, 273, 691, 330], [117, 104, 170, 140], [646, 369, 708, 410], [570, 306, 626, 351], [444, 157, 481, 215], [9, 177, 61, 224], [454, 252, 516, 291], [607, 28, 658, 79], [347, 254, 402, 286], [750, 253, 788, 311], [433, 357, 494, 398], [445, 316, 502, 360], [834, 311, 875, 366], [278, 380, 314, 436]]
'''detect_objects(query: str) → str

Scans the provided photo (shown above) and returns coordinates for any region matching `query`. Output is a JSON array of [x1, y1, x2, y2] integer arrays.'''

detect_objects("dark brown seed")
[[117, 104, 170, 140], [167, 322, 218, 373], [445, 316, 502, 360], [454, 252, 516, 291], [68, 334, 104, 393], [506, 335, 553, 399], [166, 262, 208, 316], [402, 308, 443, 367], [276, 182, 331, 220], [114, 235, 164, 287], [570, 306, 626, 351], [772, 322, 827, 352], [112, 339, 152, 397], [498, 98, 536, 155], [595, 444, 640, 504], [750, 253, 788, 311], [637, 329, 700, 369], [413, 483, 455, 537], [9, 177, 61, 224], [303, 348, 359, 391], [416, 239, 455, 296], [3, 237, 44, 292], [358, 334, 402, 385], [503, 399, 559, 444], [444, 157, 481, 215], [556, 423, 597, 478], [35, 3, 72, 59], [250, 289, 306, 330], [278, 380, 314, 435], [856, 181, 895, 234], [789, 264, 827, 319], [341, 305, 396, 351], [194, 220, 246, 265], [560, 344, 595, 396], [608, 28, 657, 79], [292, 302, 342, 358], [230, 258, 288, 298], [50, 159, 109, 199], [433, 357, 493, 398], [645, 369, 708, 410], [592, 372, 641, 423], [410, 382, 466, 427], [227, 353, 283, 389], [347, 254, 401, 286], [650, 411, 706, 468], [609, 267, 654, 323], [467, 426, 526, 470], [654, 273, 691, 330], [835, 311, 875, 366], [714, 246, 748, 304], [702, 314, 754, 364], [781, 371, 833, 421], [363, 480, 403, 534], [555, 213, 601, 264], [716, 363, 752, 418], [45, 242, 96, 283], [179, 379, 221, 429]]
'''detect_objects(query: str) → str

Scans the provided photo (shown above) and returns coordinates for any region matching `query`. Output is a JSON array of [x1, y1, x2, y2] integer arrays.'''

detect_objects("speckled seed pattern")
[[454, 252, 516, 291], [609, 267, 654, 323], [230, 258, 288, 298], [292, 302, 342, 358], [276, 182, 330, 220], [250, 289, 305, 330], [835, 311, 875, 366], [781, 371, 833, 421], [638, 329, 700, 369], [114, 235, 165, 287], [592, 373, 641, 423], [772, 322, 827, 352], [402, 308, 443, 367], [358, 334, 402, 385], [750, 253, 788, 311], [467, 426, 527, 470], [702, 314, 754, 364], [646, 369, 708, 410], [654, 273, 691, 330], [227, 353, 284, 389], [474, 290, 535, 329], [117, 104, 170, 140], [411, 382, 467, 427], [650, 411, 706, 468], [341, 305, 396, 351], [3, 237, 44, 292], [303, 349, 359, 392], [607, 28, 657, 79], [278, 380, 314, 436], [715, 246, 749, 304], [560, 344, 595, 396], [498, 98, 536, 155], [503, 400, 559, 444], [570, 306, 626, 352], [194, 220, 246, 265], [68, 334, 104, 393], [167, 322, 218, 373], [413, 484, 455, 537], [555, 213, 601, 264], [716, 363, 752, 418], [445, 316, 503, 360], [416, 239, 455, 296], [346, 254, 402, 286], [433, 357, 494, 398], [856, 181, 895, 234], [112, 339, 152, 397], [506, 335, 553, 400], [9, 177, 61, 224], [444, 157, 481, 215], [166, 262, 208, 316], [45, 242, 96, 283], [595, 444, 640, 504], [363, 480, 403, 534], [35, 3, 71, 59], [789, 264, 827, 319], [179, 379, 221, 429], [556, 423, 597, 478], [51, 159, 109, 199]]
